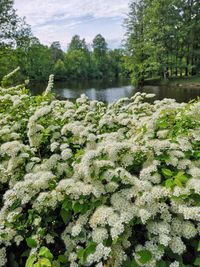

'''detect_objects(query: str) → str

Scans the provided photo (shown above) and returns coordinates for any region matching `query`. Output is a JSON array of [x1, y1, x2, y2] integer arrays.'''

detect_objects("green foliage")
[[0, 0, 126, 82], [26, 237, 37, 248], [25, 247, 54, 267], [136, 250, 152, 264], [65, 49, 89, 79], [1, 76, 200, 267], [0, 31, 126, 81], [0, 0, 31, 46], [50, 41, 64, 63], [124, 0, 200, 85], [54, 59, 66, 80], [77, 242, 97, 263], [194, 257, 200, 266]]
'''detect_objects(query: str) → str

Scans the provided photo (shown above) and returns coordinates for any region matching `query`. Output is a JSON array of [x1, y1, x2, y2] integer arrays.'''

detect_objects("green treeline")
[[0, 1, 126, 81], [1, 0, 200, 85], [124, 0, 200, 85], [54, 35, 126, 80], [0, 34, 127, 81]]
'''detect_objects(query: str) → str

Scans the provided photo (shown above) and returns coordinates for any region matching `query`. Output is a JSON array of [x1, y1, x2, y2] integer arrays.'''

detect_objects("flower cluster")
[[0, 78, 200, 267]]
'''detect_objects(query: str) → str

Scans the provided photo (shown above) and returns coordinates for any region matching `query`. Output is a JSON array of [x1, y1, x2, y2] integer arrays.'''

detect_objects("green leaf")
[[38, 227, 45, 236], [156, 260, 167, 267], [60, 210, 72, 224], [39, 258, 51, 266], [161, 168, 173, 178], [130, 260, 138, 267], [174, 171, 188, 187], [38, 247, 53, 260], [175, 171, 187, 182], [52, 261, 60, 267], [137, 250, 152, 264], [62, 199, 72, 211], [77, 249, 85, 260], [48, 180, 57, 190], [165, 178, 174, 188], [85, 242, 97, 256], [103, 237, 112, 247], [73, 202, 83, 213], [58, 255, 67, 264], [194, 257, 200, 266], [81, 204, 91, 215], [193, 150, 200, 159], [191, 194, 200, 206], [25, 255, 37, 267], [26, 237, 37, 248], [174, 178, 183, 187], [21, 249, 30, 258], [197, 241, 200, 252], [124, 257, 138, 267]]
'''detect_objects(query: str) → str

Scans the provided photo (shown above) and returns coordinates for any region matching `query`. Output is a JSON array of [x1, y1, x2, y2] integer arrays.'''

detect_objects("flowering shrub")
[[0, 73, 200, 267]]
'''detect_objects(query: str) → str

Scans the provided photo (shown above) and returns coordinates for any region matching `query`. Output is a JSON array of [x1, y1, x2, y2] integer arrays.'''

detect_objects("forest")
[[1, 0, 200, 85], [0, 1, 126, 81], [124, 0, 200, 85]]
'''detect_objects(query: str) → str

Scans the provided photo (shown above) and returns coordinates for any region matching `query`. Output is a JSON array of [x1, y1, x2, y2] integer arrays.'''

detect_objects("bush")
[[0, 73, 200, 267]]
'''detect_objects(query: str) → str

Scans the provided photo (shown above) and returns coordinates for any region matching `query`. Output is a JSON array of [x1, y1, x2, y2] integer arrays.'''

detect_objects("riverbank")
[[144, 75, 200, 88]]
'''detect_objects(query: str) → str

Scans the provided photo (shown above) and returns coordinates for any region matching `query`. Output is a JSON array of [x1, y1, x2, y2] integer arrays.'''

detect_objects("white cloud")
[[14, 0, 130, 48]]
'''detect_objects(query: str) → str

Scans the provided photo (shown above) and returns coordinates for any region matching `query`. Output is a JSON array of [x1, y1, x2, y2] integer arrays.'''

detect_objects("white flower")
[[92, 228, 108, 243], [182, 221, 197, 239], [169, 261, 179, 267], [50, 142, 59, 152], [61, 149, 73, 161], [71, 224, 82, 237], [0, 248, 7, 267], [169, 237, 186, 255]]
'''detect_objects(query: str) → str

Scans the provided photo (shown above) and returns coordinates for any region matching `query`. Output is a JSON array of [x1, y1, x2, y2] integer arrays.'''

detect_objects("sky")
[[14, 0, 130, 50]]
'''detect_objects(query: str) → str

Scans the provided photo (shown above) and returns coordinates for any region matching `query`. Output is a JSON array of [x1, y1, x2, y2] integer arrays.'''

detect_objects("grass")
[[144, 75, 200, 87], [168, 75, 200, 86]]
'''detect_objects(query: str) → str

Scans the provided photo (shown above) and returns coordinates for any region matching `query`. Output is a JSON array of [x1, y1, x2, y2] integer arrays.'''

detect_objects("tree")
[[124, 0, 147, 85], [0, 0, 17, 46], [107, 49, 125, 78], [50, 41, 64, 63], [0, 0, 33, 80], [54, 59, 66, 80], [92, 34, 109, 78], [124, 0, 200, 85], [68, 35, 89, 53], [26, 43, 53, 80], [0, 0, 32, 48], [92, 34, 107, 59], [65, 50, 89, 79]]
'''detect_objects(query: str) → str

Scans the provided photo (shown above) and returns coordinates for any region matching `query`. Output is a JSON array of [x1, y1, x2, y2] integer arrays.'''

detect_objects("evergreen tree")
[[92, 34, 109, 78], [50, 41, 64, 63]]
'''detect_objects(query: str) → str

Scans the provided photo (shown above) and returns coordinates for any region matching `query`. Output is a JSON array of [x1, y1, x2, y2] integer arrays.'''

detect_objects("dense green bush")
[[0, 72, 200, 267]]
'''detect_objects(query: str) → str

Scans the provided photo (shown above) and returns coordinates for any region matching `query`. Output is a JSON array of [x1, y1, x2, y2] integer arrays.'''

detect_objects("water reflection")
[[58, 85, 134, 103], [30, 79, 200, 103], [136, 85, 200, 103]]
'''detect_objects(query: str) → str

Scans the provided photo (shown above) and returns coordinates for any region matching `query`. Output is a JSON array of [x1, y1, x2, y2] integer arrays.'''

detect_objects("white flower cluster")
[[0, 82, 200, 267], [0, 248, 7, 267], [44, 74, 54, 96]]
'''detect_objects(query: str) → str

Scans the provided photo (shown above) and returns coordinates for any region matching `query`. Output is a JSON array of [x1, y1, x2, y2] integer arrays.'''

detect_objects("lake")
[[30, 79, 200, 103]]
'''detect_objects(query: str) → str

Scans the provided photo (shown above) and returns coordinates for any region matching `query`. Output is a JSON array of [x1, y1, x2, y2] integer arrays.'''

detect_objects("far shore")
[[144, 75, 200, 89]]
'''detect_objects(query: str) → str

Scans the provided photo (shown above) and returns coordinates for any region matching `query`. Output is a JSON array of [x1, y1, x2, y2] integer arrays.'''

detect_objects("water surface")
[[30, 79, 200, 103]]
